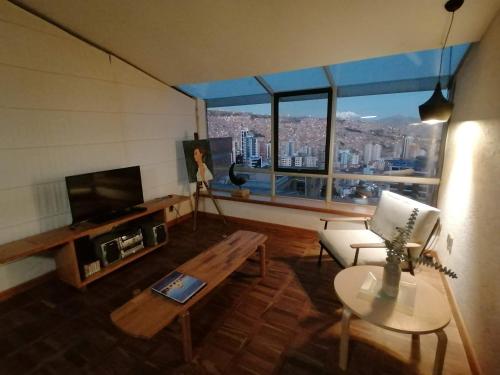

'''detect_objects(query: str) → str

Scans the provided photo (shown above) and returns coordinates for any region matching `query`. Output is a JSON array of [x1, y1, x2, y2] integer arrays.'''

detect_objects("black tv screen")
[[65, 166, 144, 224]]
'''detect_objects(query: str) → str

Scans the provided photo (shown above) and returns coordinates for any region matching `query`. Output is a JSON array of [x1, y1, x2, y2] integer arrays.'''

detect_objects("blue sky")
[[210, 90, 437, 119]]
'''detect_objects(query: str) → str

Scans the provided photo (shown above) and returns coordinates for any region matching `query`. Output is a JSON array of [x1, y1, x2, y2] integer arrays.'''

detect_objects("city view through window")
[[207, 89, 443, 204], [207, 104, 272, 195], [332, 91, 443, 204], [276, 94, 329, 173]]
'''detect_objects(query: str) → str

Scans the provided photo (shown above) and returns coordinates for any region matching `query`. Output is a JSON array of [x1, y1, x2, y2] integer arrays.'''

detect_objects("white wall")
[[436, 10, 500, 374], [0, 2, 196, 291]]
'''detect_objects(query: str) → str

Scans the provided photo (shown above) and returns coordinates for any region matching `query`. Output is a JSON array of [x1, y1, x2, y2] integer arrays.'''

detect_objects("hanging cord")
[[447, 42, 454, 99], [438, 11, 455, 77]]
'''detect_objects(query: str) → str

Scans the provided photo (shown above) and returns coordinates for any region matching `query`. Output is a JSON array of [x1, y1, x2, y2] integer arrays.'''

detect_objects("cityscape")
[[207, 108, 442, 204]]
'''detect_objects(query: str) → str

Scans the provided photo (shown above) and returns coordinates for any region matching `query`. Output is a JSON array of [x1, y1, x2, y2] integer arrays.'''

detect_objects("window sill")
[[199, 191, 376, 217]]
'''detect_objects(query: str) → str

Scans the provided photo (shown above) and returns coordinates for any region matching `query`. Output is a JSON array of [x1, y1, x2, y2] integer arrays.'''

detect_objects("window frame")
[[204, 84, 448, 207], [272, 88, 333, 175]]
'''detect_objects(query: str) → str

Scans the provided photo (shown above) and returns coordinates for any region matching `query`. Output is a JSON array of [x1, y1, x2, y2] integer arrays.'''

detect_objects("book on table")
[[151, 271, 206, 304]]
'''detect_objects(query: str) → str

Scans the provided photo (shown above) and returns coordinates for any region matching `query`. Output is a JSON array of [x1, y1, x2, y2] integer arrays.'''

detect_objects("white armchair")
[[318, 191, 440, 274]]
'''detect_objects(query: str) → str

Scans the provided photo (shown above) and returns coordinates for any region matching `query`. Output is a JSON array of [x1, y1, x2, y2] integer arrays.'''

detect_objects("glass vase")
[[382, 261, 401, 298]]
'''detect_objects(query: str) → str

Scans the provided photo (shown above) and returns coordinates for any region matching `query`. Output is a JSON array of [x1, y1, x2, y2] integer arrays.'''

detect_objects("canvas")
[[182, 140, 215, 183]]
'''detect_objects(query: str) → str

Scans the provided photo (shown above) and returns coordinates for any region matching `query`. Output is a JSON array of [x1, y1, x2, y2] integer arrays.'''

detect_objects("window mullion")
[[326, 85, 337, 202], [271, 96, 276, 197]]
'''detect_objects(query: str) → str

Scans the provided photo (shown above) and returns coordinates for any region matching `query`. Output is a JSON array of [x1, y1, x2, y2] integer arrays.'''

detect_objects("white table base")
[[339, 304, 448, 375]]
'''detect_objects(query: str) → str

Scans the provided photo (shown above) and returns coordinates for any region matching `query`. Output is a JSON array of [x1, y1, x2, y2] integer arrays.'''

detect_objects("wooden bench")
[[110, 230, 268, 361]]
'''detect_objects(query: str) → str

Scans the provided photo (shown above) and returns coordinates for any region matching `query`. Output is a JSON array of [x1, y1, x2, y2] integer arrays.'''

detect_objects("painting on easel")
[[182, 140, 214, 184], [183, 136, 226, 231]]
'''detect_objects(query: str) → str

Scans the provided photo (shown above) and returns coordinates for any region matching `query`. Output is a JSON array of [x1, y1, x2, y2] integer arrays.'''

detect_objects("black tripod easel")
[[191, 133, 227, 231], [193, 180, 227, 231]]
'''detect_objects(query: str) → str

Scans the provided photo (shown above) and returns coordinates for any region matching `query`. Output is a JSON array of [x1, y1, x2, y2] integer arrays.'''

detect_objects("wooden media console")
[[0, 195, 190, 289]]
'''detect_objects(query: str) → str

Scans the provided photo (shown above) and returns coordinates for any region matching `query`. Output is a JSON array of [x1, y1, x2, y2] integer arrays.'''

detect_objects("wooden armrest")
[[350, 242, 386, 249], [349, 242, 422, 249], [320, 217, 370, 222]]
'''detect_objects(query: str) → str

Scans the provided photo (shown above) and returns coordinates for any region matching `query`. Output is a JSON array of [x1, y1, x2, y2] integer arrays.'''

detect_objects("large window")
[[182, 44, 472, 206], [334, 91, 444, 178], [207, 103, 272, 195], [274, 89, 332, 174]]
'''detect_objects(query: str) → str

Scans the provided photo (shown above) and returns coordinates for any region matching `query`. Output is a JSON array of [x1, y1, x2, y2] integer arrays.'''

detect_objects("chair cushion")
[[319, 229, 387, 268], [370, 191, 440, 258]]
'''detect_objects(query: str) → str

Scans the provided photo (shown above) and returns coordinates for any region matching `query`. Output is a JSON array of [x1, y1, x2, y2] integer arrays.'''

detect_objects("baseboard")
[[199, 211, 317, 236], [435, 254, 482, 375], [166, 212, 192, 228], [0, 271, 57, 302]]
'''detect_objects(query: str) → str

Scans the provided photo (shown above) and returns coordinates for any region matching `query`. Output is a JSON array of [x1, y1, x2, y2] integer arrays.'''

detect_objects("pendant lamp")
[[419, 0, 464, 124]]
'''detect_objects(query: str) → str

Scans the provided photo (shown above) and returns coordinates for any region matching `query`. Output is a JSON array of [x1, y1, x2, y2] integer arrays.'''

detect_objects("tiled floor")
[[0, 215, 471, 374]]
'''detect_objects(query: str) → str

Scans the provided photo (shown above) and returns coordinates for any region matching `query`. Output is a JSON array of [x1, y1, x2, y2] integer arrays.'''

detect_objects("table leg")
[[339, 306, 352, 371], [433, 329, 448, 375], [411, 334, 421, 361], [258, 244, 266, 277], [179, 311, 192, 362]]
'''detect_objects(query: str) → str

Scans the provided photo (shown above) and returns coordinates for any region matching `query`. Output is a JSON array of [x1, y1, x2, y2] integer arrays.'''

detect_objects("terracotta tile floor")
[[0, 215, 471, 374]]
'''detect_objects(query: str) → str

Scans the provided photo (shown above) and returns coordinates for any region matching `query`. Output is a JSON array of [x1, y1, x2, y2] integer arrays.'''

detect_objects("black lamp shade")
[[419, 82, 454, 124]]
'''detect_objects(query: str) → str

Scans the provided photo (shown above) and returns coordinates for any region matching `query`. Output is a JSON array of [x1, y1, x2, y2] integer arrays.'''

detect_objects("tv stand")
[[0, 195, 190, 289]]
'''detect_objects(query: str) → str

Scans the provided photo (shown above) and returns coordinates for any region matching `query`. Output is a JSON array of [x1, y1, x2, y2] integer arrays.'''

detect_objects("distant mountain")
[[372, 115, 420, 127], [337, 111, 360, 120]]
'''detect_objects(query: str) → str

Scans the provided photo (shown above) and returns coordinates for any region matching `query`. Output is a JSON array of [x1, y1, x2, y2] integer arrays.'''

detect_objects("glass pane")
[[179, 77, 266, 99], [262, 67, 329, 92], [276, 175, 327, 200], [332, 178, 437, 205], [329, 43, 470, 87], [207, 103, 272, 170], [210, 171, 271, 195], [334, 91, 443, 177], [276, 92, 329, 172]]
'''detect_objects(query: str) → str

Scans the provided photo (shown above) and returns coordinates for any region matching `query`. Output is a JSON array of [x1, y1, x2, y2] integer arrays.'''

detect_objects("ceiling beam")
[[255, 76, 274, 95], [323, 66, 336, 88]]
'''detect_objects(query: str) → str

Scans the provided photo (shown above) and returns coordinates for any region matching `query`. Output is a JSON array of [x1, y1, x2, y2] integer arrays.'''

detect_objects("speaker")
[[93, 235, 121, 266], [141, 222, 168, 246]]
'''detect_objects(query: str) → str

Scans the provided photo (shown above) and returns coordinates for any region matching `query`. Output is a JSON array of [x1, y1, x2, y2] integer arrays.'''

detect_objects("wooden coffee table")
[[334, 266, 451, 375], [111, 230, 267, 361]]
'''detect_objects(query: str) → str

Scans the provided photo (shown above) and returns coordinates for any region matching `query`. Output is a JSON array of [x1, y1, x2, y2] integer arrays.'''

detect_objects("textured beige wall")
[[0, 2, 196, 291], [436, 11, 500, 374]]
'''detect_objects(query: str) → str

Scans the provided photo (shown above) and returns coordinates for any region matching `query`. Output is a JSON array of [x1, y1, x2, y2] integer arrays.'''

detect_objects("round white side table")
[[334, 265, 451, 375]]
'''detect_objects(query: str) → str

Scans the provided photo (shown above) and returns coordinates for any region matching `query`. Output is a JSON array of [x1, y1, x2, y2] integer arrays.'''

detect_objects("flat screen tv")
[[66, 166, 144, 224]]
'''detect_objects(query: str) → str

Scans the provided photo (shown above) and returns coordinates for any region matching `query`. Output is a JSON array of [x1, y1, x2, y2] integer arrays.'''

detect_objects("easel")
[[192, 133, 227, 231]]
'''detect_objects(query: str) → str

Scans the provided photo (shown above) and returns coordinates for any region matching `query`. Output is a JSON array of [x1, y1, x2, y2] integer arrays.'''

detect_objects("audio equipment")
[[93, 227, 144, 266], [118, 228, 144, 258], [93, 234, 121, 266], [141, 221, 168, 246]]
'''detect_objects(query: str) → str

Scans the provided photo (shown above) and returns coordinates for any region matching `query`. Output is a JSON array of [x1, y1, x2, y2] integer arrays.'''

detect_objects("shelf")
[[81, 241, 167, 286], [0, 195, 190, 264], [199, 191, 375, 217]]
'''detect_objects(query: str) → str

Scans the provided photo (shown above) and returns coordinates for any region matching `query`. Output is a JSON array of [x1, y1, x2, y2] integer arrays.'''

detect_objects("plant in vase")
[[382, 208, 457, 298]]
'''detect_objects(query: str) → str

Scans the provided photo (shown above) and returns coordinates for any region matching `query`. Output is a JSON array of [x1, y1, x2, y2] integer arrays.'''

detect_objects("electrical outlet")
[[446, 234, 453, 254]]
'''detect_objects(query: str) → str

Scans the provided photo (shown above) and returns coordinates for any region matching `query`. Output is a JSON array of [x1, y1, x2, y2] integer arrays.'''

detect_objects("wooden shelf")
[[81, 241, 167, 286], [199, 191, 375, 217], [0, 195, 190, 265], [0, 194, 191, 289]]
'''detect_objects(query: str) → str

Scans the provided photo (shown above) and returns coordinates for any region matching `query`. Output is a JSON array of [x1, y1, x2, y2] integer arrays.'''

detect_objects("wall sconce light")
[[419, 0, 464, 124]]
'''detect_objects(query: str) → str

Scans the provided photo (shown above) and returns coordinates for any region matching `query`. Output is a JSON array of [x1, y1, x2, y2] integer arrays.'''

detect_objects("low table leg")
[[179, 311, 192, 362], [258, 244, 266, 277], [433, 329, 448, 375], [339, 306, 352, 371]]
